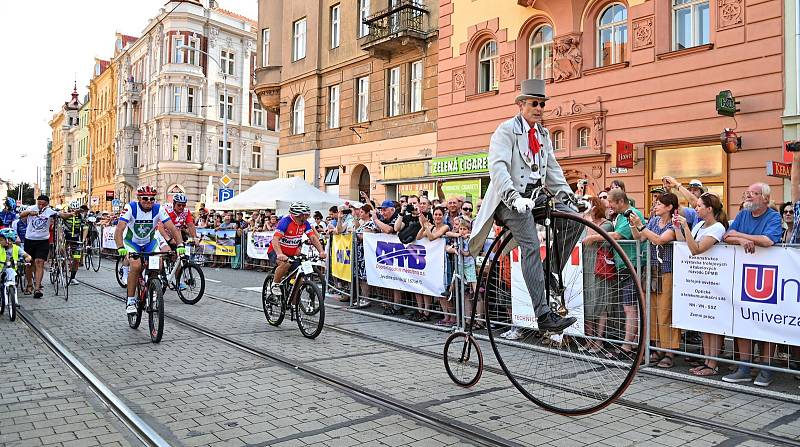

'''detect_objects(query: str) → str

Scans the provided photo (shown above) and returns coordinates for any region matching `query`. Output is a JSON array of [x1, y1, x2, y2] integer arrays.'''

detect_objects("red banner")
[[616, 141, 634, 169], [766, 161, 791, 179], [105, 190, 115, 201]]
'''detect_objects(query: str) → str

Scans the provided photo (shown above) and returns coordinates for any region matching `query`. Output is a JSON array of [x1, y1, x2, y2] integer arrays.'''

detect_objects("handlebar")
[[128, 251, 172, 260]]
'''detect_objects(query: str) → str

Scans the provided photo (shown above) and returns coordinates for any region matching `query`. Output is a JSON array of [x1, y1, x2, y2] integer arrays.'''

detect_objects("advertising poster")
[[363, 233, 445, 296]]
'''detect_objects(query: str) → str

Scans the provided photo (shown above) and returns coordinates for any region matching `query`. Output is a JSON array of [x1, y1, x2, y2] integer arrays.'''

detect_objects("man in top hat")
[[469, 79, 581, 334]]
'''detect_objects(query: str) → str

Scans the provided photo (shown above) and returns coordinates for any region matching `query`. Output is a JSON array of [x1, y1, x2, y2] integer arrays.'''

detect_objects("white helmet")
[[69, 200, 81, 210], [288, 201, 311, 216]]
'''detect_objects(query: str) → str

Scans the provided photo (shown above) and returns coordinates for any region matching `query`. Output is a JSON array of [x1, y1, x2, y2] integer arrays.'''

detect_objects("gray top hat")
[[515, 79, 549, 102]]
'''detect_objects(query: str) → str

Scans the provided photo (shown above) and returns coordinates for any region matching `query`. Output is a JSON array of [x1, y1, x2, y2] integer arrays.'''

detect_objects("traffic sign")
[[111, 199, 121, 207], [220, 175, 233, 187], [218, 188, 234, 202]]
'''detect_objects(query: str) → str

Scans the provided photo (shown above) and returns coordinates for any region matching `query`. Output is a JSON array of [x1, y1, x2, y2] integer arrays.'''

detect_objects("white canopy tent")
[[212, 177, 348, 213]]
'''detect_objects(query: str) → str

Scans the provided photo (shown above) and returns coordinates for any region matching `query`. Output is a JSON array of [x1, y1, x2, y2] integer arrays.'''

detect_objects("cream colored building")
[[48, 86, 82, 206], [89, 57, 117, 211]]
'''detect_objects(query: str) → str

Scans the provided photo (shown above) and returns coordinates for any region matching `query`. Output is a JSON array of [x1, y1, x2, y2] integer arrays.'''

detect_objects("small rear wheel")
[[295, 279, 325, 339], [177, 263, 205, 305], [7, 286, 16, 322], [115, 257, 127, 288], [443, 332, 483, 387], [148, 278, 164, 343], [262, 273, 285, 326]]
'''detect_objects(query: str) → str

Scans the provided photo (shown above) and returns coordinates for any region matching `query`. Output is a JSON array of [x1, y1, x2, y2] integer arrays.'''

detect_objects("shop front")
[[430, 152, 489, 202]]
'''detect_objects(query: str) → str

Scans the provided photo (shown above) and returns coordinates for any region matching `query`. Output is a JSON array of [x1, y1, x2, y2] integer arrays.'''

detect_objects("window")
[[261, 28, 270, 67], [218, 140, 232, 165], [186, 136, 193, 161], [173, 86, 181, 112], [187, 87, 195, 113], [598, 4, 627, 67], [66, 173, 71, 189], [173, 37, 184, 64], [356, 76, 370, 122], [187, 38, 198, 65], [219, 94, 233, 120], [358, 0, 370, 38], [220, 50, 234, 75], [673, 0, 710, 50], [292, 96, 305, 134], [253, 100, 264, 127], [529, 25, 553, 80], [387, 67, 401, 117], [331, 5, 341, 49], [577, 128, 590, 148], [328, 85, 340, 128], [133, 145, 139, 167], [324, 167, 340, 185], [67, 145, 72, 162], [410, 61, 423, 112], [293, 18, 307, 61], [648, 144, 725, 209], [252, 145, 262, 169], [172, 135, 179, 160], [552, 130, 565, 151], [478, 41, 498, 93]]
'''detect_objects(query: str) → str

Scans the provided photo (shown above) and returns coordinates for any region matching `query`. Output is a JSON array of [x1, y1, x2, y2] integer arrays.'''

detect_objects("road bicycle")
[[0, 255, 21, 321], [158, 242, 205, 305], [125, 251, 170, 343], [48, 217, 71, 300], [83, 217, 101, 272], [261, 253, 326, 339], [443, 187, 645, 415]]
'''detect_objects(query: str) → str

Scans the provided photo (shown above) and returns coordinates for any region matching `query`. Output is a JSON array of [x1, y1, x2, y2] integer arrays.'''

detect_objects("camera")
[[341, 208, 352, 215], [405, 204, 415, 215], [787, 141, 800, 152], [622, 209, 634, 218]]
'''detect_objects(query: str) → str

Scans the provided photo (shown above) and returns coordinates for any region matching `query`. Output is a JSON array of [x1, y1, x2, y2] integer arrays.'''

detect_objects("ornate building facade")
[[89, 57, 118, 211], [114, 0, 278, 205], [48, 86, 82, 206], [438, 0, 784, 214], [254, 0, 439, 201]]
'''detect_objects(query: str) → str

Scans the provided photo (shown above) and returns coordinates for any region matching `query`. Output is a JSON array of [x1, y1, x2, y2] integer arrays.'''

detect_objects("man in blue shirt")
[[0, 198, 17, 229], [722, 182, 783, 387]]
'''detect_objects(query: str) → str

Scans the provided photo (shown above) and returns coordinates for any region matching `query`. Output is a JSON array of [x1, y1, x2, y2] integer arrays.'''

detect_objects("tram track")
[[78, 281, 525, 447], [89, 266, 800, 446]]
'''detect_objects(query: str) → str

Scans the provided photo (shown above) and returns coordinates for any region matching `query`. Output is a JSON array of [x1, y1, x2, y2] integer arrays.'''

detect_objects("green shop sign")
[[430, 153, 488, 176]]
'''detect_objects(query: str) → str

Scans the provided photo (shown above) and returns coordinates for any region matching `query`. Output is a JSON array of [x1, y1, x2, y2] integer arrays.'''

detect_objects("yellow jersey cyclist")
[[63, 200, 87, 285], [114, 185, 185, 315]]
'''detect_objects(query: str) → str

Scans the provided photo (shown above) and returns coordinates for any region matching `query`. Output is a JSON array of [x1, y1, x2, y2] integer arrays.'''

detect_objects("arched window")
[[577, 127, 590, 148], [597, 4, 627, 67], [292, 96, 305, 135], [529, 25, 553, 80], [551, 130, 565, 151], [477, 40, 498, 93]]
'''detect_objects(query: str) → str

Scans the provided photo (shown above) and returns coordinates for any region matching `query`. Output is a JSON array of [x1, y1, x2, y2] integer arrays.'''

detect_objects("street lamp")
[[177, 43, 229, 178]]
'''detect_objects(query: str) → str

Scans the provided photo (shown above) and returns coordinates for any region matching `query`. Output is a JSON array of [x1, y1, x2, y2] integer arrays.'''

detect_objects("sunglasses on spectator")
[[462, 207, 472, 212], [784, 210, 794, 215]]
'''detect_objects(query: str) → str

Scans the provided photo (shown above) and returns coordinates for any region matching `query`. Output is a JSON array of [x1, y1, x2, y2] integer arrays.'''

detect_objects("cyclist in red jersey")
[[268, 201, 326, 295], [163, 193, 198, 290]]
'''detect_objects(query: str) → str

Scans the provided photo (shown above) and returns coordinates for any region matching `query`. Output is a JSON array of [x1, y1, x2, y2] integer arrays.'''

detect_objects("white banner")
[[673, 243, 800, 345], [510, 244, 584, 336], [672, 243, 736, 336], [363, 233, 445, 296], [246, 231, 274, 260], [102, 226, 116, 249]]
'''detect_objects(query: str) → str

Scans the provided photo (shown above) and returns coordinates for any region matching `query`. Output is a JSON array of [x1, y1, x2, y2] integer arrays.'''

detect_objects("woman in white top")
[[675, 192, 728, 376]]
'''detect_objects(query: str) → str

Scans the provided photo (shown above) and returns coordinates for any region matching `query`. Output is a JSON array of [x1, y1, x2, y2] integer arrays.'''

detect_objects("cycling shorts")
[[123, 239, 159, 254]]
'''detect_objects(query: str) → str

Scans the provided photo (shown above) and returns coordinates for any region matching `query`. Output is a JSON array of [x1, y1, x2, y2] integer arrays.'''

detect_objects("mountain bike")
[[0, 255, 20, 322], [49, 217, 70, 299], [443, 187, 645, 415], [125, 251, 170, 343], [158, 243, 205, 305], [261, 253, 326, 339]]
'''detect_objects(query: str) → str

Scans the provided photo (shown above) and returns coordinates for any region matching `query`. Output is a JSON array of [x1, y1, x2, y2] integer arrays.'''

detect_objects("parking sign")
[[218, 188, 234, 202]]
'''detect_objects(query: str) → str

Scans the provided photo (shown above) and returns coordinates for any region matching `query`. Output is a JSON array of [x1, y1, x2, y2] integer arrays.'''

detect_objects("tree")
[[7, 183, 35, 205]]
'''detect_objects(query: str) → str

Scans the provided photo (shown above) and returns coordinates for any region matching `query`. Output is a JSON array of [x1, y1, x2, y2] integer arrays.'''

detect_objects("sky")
[[0, 0, 258, 186]]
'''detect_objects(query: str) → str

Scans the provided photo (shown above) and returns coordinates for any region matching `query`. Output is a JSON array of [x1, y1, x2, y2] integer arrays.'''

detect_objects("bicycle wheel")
[[84, 244, 91, 271], [7, 285, 16, 322], [295, 279, 325, 339], [177, 263, 205, 305], [0, 284, 5, 315], [91, 236, 101, 272], [115, 257, 127, 288], [52, 261, 60, 296], [148, 277, 164, 343], [49, 256, 57, 285], [262, 273, 285, 326], [128, 280, 143, 329], [483, 212, 645, 415], [443, 332, 483, 387]]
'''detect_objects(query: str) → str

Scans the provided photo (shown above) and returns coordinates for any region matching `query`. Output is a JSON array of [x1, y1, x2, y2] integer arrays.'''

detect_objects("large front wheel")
[[295, 279, 325, 339], [482, 212, 645, 415], [148, 277, 164, 343], [177, 263, 205, 305]]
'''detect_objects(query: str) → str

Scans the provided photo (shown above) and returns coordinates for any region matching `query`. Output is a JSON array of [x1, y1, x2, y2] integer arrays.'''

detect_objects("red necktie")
[[528, 128, 541, 157]]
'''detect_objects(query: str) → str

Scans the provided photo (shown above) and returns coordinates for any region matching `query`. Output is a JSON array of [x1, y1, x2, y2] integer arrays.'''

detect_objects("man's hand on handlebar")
[[512, 197, 537, 214], [277, 253, 288, 262]]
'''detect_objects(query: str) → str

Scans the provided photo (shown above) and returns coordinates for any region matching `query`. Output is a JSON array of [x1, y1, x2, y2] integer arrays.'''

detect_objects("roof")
[[119, 34, 138, 47], [213, 6, 257, 28]]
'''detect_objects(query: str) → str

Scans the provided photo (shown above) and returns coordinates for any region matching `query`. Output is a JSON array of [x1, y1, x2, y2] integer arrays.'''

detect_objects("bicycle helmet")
[[0, 228, 16, 241], [172, 193, 188, 204], [137, 185, 157, 197], [288, 201, 311, 216], [68, 200, 81, 210], [4, 197, 16, 210]]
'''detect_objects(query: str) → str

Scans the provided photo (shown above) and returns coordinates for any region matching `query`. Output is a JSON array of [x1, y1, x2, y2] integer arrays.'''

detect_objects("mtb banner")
[[330, 234, 352, 282], [196, 229, 217, 255], [673, 243, 800, 345], [362, 233, 445, 296], [509, 243, 585, 336], [246, 231, 274, 260], [102, 226, 116, 249]]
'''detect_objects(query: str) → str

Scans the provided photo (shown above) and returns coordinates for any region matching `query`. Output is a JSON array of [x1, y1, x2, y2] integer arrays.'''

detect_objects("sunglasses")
[[784, 210, 794, 215], [462, 207, 472, 212], [524, 100, 546, 108], [139, 197, 155, 202]]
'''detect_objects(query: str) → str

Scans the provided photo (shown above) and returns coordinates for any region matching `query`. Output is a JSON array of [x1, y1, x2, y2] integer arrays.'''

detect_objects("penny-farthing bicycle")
[[444, 188, 645, 415]]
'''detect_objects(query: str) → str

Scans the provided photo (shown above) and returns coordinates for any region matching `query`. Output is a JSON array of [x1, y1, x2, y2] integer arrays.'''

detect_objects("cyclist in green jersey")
[[63, 200, 85, 285]]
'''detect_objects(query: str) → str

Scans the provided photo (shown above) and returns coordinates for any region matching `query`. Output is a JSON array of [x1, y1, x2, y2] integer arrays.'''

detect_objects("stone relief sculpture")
[[552, 35, 582, 82], [592, 116, 604, 150]]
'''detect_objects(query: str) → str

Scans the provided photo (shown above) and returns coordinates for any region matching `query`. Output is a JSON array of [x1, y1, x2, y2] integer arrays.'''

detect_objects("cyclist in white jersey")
[[114, 185, 186, 314]]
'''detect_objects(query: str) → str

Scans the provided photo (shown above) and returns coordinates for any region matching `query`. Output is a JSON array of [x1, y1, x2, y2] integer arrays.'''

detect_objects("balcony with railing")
[[360, 0, 433, 57]]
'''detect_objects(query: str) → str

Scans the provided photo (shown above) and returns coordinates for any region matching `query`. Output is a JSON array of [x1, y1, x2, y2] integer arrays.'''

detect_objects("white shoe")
[[505, 328, 522, 340], [126, 299, 138, 315], [499, 328, 515, 339], [70, 279, 79, 285], [270, 285, 282, 296]]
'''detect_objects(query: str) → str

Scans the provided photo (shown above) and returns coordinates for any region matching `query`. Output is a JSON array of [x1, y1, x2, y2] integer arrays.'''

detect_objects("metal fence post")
[[350, 231, 357, 307], [323, 233, 331, 300], [642, 240, 651, 366], [456, 236, 465, 330]]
